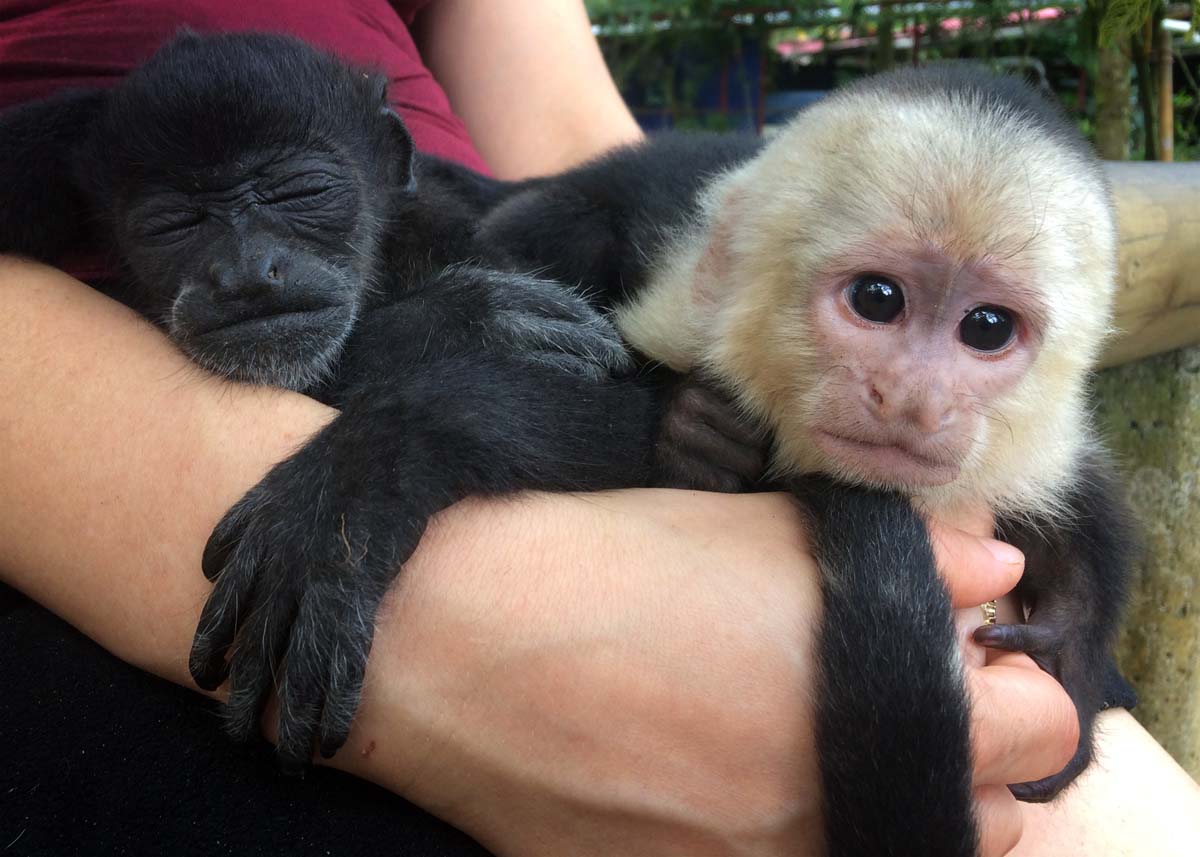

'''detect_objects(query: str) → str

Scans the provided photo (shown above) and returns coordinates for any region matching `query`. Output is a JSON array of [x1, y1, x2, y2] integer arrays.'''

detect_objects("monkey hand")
[[390, 265, 636, 382], [188, 416, 429, 769], [653, 375, 767, 492], [974, 602, 1128, 803]]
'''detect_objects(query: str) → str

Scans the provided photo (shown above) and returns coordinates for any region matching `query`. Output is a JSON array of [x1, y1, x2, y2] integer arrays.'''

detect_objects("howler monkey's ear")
[[382, 106, 417, 192], [0, 88, 108, 262], [360, 69, 417, 191]]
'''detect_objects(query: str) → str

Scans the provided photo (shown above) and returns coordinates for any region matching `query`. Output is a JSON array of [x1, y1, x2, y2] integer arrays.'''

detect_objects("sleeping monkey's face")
[[84, 33, 414, 392], [114, 145, 378, 392]]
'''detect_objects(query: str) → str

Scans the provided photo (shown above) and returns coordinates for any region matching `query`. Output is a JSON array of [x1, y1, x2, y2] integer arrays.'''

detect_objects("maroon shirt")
[[0, 0, 489, 172]]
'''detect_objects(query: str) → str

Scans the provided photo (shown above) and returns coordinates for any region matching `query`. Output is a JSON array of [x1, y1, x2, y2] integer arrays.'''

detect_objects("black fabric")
[[0, 583, 494, 857]]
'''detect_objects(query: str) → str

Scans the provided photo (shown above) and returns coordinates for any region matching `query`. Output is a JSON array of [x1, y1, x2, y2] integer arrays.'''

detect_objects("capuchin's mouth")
[[814, 431, 961, 489]]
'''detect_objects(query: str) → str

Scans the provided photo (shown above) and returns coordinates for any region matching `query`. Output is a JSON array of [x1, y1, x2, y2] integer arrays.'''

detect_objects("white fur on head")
[[617, 74, 1118, 518]]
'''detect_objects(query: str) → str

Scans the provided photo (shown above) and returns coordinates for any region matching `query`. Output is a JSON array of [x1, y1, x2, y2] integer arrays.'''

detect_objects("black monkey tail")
[[793, 479, 979, 857]]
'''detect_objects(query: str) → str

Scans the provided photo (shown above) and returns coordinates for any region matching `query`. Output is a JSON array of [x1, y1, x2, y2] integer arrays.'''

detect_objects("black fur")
[[473, 66, 1136, 857], [0, 90, 107, 261], [0, 32, 658, 767], [481, 132, 761, 306], [794, 480, 978, 855]]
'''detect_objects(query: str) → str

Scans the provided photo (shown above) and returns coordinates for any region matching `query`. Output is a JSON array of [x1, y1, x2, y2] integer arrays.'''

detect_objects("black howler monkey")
[[0, 31, 660, 768]]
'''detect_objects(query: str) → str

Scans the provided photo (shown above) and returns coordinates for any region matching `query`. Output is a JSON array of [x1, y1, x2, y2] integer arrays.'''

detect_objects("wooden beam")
[[1102, 162, 1200, 368], [1156, 19, 1174, 163]]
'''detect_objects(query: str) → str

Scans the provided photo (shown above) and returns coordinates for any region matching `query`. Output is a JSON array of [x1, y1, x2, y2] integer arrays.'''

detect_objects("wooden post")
[[1095, 39, 1132, 161], [1102, 162, 1200, 367], [1157, 20, 1174, 162]]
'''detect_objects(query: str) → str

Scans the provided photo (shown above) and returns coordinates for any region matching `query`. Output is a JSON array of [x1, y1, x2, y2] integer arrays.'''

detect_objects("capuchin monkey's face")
[[802, 236, 1044, 492], [696, 78, 1119, 515]]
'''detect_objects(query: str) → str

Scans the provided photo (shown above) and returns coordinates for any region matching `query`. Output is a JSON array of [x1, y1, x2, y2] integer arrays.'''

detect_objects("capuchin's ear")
[[691, 188, 745, 312], [0, 88, 109, 262], [382, 106, 417, 191]]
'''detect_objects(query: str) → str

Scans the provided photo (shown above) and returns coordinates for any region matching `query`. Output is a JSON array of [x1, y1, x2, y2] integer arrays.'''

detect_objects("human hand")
[[313, 490, 1076, 857], [934, 510, 1081, 856]]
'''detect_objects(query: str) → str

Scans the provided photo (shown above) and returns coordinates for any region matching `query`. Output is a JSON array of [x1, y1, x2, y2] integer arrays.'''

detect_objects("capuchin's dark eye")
[[960, 306, 1016, 352], [848, 275, 905, 323]]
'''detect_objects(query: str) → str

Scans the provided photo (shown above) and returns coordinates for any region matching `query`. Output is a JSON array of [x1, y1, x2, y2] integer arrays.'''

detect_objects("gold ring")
[[980, 600, 998, 625]]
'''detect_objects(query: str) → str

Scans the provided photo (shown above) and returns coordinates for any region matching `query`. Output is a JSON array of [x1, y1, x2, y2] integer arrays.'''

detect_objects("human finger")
[[929, 519, 1025, 608], [969, 659, 1080, 786], [975, 784, 1024, 857]]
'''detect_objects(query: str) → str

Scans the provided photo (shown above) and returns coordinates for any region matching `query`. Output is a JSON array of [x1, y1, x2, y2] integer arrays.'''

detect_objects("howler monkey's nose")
[[208, 255, 286, 302]]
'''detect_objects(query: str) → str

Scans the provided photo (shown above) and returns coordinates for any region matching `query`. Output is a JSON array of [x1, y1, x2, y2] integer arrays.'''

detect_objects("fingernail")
[[983, 539, 1024, 566]]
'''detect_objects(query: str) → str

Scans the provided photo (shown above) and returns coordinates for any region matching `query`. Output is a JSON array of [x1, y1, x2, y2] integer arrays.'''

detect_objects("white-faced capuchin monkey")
[[477, 66, 1137, 857]]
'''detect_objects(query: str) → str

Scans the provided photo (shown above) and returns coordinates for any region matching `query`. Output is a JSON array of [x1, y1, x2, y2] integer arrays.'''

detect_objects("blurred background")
[[584, 1, 1198, 160]]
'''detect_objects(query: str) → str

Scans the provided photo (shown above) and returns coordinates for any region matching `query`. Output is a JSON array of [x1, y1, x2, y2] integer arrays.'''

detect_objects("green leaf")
[[1098, 0, 1155, 46]]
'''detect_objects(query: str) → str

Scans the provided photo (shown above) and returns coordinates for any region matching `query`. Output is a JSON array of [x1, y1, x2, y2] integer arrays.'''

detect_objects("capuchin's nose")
[[863, 378, 957, 435]]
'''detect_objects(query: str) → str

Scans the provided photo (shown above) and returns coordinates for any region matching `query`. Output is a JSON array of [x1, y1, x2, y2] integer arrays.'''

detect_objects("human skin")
[[6, 257, 1188, 857], [413, 0, 645, 180]]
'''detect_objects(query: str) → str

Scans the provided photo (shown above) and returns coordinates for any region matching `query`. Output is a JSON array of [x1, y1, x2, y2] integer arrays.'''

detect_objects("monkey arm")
[[189, 265, 660, 766]]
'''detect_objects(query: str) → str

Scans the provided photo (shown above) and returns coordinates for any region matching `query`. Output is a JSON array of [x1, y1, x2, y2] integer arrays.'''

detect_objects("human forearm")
[[1012, 709, 1200, 856], [0, 260, 817, 852], [413, 0, 643, 179], [0, 257, 333, 678]]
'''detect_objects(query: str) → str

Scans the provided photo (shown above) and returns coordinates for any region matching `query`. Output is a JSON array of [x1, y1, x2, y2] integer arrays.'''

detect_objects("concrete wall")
[[1095, 346, 1200, 777]]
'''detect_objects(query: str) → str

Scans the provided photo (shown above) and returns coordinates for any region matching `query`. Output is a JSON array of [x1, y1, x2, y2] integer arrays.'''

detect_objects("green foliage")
[[585, 1, 1194, 160], [1097, 0, 1156, 46], [1175, 90, 1200, 160]]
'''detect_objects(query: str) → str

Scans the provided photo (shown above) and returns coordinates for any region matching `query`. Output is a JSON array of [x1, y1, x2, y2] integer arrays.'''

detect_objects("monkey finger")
[[222, 583, 300, 744], [272, 577, 385, 763], [928, 520, 1024, 608], [486, 273, 596, 323], [974, 622, 1057, 657], [530, 353, 614, 383], [967, 660, 1080, 788], [499, 312, 633, 374], [317, 630, 372, 759], [189, 546, 265, 690], [673, 381, 762, 445], [276, 659, 330, 770], [655, 456, 746, 493], [974, 784, 1024, 857], [661, 418, 765, 482], [202, 499, 255, 581]]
